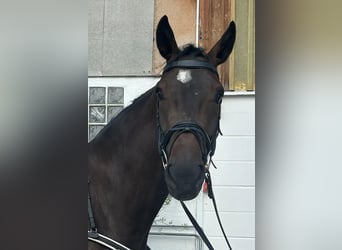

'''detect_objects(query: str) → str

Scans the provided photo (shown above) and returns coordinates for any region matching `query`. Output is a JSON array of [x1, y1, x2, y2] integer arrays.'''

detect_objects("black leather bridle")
[[157, 60, 222, 170], [156, 59, 232, 250], [157, 121, 220, 169], [163, 59, 219, 78]]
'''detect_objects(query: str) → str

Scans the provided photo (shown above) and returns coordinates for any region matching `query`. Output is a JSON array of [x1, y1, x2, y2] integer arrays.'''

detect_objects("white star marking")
[[177, 70, 192, 84]]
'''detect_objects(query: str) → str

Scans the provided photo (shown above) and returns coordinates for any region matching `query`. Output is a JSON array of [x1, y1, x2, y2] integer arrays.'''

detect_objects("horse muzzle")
[[164, 162, 205, 201]]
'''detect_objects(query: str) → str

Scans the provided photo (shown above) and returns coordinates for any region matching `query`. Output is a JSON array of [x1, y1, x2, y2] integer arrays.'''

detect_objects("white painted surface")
[[203, 96, 255, 250], [88, 77, 255, 250], [88, 77, 159, 106]]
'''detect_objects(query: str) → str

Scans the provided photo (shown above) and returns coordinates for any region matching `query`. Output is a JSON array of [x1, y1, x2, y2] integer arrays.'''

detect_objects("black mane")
[[174, 44, 208, 61], [110, 86, 156, 123]]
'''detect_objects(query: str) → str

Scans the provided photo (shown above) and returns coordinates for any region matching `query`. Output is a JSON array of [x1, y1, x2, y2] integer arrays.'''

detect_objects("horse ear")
[[207, 21, 236, 66], [156, 15, 180, 61]]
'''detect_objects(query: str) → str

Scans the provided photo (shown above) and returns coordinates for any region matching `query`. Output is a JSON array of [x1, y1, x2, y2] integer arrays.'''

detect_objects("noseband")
[[158, 121, 215, 168], [157, 59, 222, 169]]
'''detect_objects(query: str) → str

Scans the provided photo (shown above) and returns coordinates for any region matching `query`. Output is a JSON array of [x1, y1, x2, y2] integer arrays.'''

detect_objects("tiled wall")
[[88, 77, 158, 141], [88, 86, 124, 141]]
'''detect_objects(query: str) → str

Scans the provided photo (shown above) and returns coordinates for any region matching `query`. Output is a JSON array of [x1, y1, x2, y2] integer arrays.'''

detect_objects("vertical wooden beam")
[[199, 0, 232, 89]]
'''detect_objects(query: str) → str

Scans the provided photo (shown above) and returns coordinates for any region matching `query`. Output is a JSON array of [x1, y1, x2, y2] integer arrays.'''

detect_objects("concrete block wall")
[[203, 95, 255, 250]]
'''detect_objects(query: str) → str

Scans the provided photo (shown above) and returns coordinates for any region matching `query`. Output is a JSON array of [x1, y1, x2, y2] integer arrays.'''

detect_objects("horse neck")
[[88, 87, 168, 248], [90, 87, 159, 156], [89, 86, 162, 182], [115, 88, 159, 160]]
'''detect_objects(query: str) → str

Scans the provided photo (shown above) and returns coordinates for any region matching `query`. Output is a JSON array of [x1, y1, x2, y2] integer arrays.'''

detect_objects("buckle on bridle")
[[160, 149, 168, 169], [205, 151, 212, 172]]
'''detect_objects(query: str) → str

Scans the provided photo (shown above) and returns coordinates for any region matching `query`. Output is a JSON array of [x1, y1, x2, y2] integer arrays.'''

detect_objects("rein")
[[180, 171, 232, 250], [88, 184, 131, 250]]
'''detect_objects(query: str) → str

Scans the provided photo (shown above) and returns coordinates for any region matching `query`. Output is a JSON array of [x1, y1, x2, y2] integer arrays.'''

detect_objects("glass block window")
[[88, 87, 124, 141]]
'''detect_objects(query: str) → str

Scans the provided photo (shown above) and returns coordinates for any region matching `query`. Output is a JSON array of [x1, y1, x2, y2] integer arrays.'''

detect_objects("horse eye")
[[156, 87, 164, 100], [216, 90, 224, 104]]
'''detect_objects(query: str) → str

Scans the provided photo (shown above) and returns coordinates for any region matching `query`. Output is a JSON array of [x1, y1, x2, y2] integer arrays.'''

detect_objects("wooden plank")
[[153, 0, 197, 74], [199, 0, 232, 89], [230, 0, 255, 91]]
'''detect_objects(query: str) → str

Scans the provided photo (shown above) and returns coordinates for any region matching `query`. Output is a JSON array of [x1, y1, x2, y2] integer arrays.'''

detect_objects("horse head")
[[156, 16, 236, 201]]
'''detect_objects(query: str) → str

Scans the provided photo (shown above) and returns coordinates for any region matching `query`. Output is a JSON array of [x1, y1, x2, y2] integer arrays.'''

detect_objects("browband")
[[163, 60, 219, 78]]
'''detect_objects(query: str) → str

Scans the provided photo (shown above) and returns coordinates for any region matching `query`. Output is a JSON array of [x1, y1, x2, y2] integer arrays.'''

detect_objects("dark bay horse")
[[88, 15, 235, 250]]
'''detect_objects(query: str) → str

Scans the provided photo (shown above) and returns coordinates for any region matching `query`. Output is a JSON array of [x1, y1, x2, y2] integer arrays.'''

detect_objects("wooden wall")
[[199, 0, 233, 89], [153, 0, 197, 74]]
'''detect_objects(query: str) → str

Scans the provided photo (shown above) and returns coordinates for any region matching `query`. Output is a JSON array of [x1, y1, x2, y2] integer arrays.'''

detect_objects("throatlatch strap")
[[88, 190, 97, 233], [88, 187, 130, 250]]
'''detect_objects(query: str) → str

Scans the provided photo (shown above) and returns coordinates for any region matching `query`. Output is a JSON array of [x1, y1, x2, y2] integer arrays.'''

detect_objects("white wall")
[[203, 94, 255, 250]]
